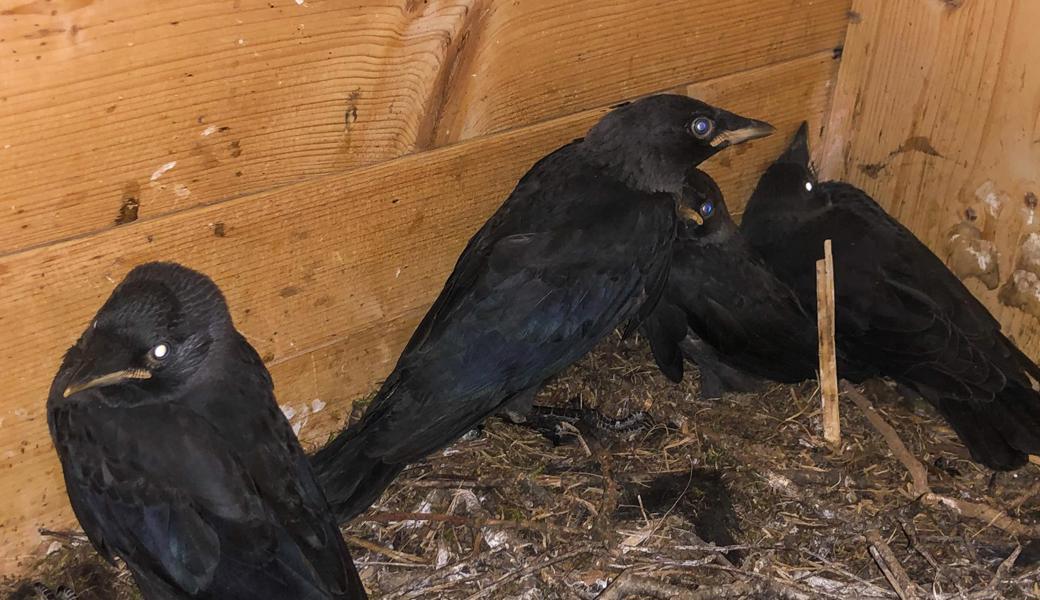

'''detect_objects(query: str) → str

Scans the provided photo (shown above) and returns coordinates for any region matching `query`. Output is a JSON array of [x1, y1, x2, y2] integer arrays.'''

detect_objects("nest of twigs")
[[6, 333, 1040, 599]]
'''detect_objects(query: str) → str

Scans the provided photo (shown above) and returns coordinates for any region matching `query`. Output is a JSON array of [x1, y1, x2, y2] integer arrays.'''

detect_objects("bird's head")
[[54, 262, 232, 402], [748, 121, 819, 212], [584, 94, 774, 193], [675, 168, 735, 238]]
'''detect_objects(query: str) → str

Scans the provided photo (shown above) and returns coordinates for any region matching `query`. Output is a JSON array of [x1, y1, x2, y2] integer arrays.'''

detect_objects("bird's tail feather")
[[990, 382, 1040, 456], [311, 430, 404, 524], [934, 398, 1026, 470], [933, 381, 1040, 470]]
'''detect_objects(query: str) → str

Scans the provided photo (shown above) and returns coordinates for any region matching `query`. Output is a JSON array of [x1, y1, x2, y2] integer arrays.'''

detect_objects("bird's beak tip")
[[61, 369, 151, 399], [710, 119, 775, 148]]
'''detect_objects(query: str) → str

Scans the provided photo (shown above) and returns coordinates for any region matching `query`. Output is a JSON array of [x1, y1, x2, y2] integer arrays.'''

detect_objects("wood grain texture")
[[820, 0, 1040, 358], [816, 239, 840, 448], [0, 51, 841, 570], [427, 0, 851, 145], [0, 0, 850, 256]]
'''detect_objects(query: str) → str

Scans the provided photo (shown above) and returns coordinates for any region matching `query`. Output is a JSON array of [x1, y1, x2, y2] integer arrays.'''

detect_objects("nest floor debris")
[[5, 333, 1040, 599]]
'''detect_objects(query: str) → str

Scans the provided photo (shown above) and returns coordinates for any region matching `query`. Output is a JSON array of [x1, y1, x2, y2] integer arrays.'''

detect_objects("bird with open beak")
[[48, 262, 366, 600], [312, 94, 774, 523]]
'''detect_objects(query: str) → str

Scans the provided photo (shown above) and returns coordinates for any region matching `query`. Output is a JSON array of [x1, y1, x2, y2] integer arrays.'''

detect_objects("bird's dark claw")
[[515, 401, 652, 445]]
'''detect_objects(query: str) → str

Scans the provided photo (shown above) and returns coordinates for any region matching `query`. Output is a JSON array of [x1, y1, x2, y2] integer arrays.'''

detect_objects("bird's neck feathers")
[[695, 213, 740, 245], [581, 138, 689, 194]]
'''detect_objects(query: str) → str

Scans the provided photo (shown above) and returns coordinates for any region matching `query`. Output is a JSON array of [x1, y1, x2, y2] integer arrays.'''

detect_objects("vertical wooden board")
[[820, 0, 1040, 358], [0, 0, 850, 256], [0, 52, 842, 570]]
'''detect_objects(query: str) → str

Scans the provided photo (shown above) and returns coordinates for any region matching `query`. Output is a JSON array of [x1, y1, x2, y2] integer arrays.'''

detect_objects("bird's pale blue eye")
[[699, 201, 714, 217], [691, 117, 714, 139]]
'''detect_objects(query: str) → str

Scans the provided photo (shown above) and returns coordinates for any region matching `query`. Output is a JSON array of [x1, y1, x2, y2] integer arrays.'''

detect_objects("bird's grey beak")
[[677, 204, 704, 225], [710, 117, 776, 149], [62, 353, 151, 398]]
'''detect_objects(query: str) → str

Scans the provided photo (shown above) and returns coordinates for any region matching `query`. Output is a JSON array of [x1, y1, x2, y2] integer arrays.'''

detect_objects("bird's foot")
[[517, 400, 652, 445], [32, 583, 77, 600]]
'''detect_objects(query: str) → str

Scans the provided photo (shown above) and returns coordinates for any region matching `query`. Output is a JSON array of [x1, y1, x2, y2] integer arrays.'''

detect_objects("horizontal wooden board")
[[820, 0, 1040, 358], [0, 0, 851, 255], [0, 51, 840, 570]]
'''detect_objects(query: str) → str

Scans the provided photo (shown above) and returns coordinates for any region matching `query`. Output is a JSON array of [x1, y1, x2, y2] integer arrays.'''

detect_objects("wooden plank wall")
[[0, 0, 851, 571], [820, 0, 1040, 357]]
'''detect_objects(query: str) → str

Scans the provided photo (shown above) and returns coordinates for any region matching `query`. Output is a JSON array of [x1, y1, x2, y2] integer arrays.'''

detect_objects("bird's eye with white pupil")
[[804, 181, 814, 192], [690, 117, 714, 140], [698, 201, 714, 218], [150, 343, 170, 361]]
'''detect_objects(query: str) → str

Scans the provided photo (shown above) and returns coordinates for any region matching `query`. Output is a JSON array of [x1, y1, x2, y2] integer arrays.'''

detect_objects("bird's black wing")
[[644, 237, 818, 384], [400, 144, 579, 356], [216, 339, 365, 598], [49, 361, 361, 599], [803, 184, 1029, 400], [684, 241, 819, 382], [641, 294, 689, 382], [313, 148, 675, 520], [357, 164, 675, 464]]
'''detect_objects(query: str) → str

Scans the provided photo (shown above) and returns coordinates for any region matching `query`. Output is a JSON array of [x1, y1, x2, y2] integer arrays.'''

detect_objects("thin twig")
[[37, 529, 89, 544], [842, 383, 929, 496], [462, 547, 593, 600], [360, 511, 586, 536], [596, 571, 758, 600], [921, 494, 1040, 537], [1008, 479, 1040, 511], [866, 529, 922, 600], [844, 381, 1040, 537], [987, 545, 1021, 591], [342, 534, 426, 565], [898, 518, 939, 570]]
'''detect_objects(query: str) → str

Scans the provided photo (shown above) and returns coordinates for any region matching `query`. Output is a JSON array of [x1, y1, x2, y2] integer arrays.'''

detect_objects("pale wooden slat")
[[819, 0, 1040, 358], [0, 0, 851, 255], [817, 239, 840, 448], [0, 51, 840, 569]]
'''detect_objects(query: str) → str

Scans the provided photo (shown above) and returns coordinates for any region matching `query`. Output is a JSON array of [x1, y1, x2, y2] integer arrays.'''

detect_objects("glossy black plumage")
[[642, 168, 823, 396], [48, 263, 366, 600], [742, 123, 1040, 470], [313, 94, 775, 521]]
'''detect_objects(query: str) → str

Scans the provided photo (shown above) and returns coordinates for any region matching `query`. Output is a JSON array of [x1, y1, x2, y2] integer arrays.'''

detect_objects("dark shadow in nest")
[[616, 468, 744, 565]]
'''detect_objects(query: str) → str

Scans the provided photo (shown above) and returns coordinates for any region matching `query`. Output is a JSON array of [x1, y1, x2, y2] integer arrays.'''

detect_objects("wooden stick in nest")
[[842, 382, 1040, 537], [342, 533, 426, 565], [842, 383, 929, 497], [359, 511, 587, 536], [462, 547, 593, 600], [596, 571, 813, 600], [816, 239, 841, 449], [865, 528, 923, 600]]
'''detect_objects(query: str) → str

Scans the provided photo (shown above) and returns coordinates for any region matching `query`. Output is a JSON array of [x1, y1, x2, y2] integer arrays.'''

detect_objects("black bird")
[[48, 263, 366, 599], [641, 167, 825, 397], [742, 123, 1040, 470], [313, 94, 774, 521]]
